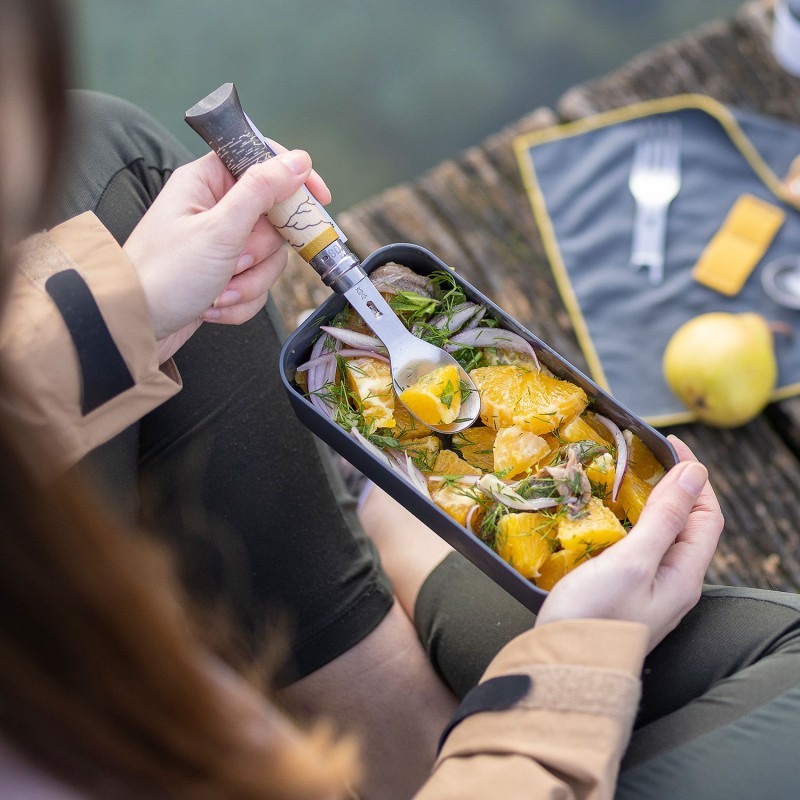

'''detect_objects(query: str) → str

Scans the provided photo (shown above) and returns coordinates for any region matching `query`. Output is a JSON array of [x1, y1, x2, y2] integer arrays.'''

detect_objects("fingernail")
[[201, 307, 221, 321], [237, 252, 254, 270], [678, 462, 707, 494], [280, 149, 311, 175], [214, 289, 241, 308]]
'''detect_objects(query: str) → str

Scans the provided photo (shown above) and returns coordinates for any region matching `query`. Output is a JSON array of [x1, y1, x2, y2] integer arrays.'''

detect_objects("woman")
[[2, 8, 457, 800], [0, 1, 791, 799], [0, 1, 362, 797]]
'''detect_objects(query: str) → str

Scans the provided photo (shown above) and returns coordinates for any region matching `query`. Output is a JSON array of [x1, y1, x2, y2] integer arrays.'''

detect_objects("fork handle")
[[630, 203, 668, 284]]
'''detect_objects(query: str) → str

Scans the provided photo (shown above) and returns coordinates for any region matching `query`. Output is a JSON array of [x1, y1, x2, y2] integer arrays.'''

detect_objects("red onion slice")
[[321, 325, 385, 352], [297, 349, 390, 373], [305, 334, 336, 418], [462, 306, 487, 331], [305, 331, 330, 389], [445, 328, 539, 368], [465, 503, 482, 534], [593, 414, 628, 502], [476, 474, 559, 511], [401, 452, 430, 497], [351, 427, 393, 469], [429, 302, 483, 333], [316, 352, 338, 418], [369, 440, 430, 497]]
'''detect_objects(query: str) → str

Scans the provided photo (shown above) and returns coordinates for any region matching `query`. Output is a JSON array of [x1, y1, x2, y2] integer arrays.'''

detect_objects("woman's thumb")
[[210, 150, 312, 236]]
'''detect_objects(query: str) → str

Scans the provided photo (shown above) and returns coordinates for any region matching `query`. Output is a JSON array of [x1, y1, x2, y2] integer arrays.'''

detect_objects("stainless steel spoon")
[[185, 83, 480, 434]]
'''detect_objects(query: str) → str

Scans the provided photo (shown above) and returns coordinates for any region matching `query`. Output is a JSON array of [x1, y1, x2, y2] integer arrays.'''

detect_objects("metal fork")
[[628, 119, 682, 285]]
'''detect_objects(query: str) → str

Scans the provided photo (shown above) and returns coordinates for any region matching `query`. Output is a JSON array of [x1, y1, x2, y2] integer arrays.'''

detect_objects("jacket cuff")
[[437, 619, 648, 762], [2, 213, 181, 478], [484, 618, 649, 678]]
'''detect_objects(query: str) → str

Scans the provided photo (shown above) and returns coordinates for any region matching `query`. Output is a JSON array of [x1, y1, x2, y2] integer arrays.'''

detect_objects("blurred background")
[[72, 0, 744, 213]]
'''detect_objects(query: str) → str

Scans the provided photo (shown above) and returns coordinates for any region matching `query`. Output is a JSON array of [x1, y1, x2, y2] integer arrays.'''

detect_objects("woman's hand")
[[535, 436, 724, 652], [123, 148, 331, 363]]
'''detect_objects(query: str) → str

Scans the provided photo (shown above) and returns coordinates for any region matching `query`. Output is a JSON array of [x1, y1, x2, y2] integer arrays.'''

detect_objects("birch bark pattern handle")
[[185, 83, 338, 263]]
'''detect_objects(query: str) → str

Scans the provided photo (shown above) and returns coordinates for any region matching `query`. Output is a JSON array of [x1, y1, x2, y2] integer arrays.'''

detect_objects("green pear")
[[662, 312, 777, 427]]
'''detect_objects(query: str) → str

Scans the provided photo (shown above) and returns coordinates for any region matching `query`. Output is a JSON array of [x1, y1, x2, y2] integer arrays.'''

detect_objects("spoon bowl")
[[343, 268, 481, 434]]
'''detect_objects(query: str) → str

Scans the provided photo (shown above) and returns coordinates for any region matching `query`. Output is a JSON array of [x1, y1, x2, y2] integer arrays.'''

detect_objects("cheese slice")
[[692, 194, 785, 296]]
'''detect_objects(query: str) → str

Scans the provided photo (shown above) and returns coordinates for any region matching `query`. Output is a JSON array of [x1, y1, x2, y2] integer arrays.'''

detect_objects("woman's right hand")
[[535, 436, 724, 652], [123, 148, 330, 363]]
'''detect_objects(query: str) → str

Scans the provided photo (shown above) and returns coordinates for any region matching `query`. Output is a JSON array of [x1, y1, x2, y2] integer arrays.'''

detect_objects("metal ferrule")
[[309, 240, 366, 294]]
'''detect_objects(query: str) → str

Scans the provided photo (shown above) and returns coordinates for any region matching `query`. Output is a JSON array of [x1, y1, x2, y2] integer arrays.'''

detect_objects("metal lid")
[[761, 254, 800, 309]]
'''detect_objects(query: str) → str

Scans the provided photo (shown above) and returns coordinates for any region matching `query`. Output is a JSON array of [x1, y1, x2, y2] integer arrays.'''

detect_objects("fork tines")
[[628, 117, 683, 285]]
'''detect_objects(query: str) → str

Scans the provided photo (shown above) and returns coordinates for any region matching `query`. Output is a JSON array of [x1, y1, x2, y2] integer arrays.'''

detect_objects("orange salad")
[[297, 263, 667, 590]]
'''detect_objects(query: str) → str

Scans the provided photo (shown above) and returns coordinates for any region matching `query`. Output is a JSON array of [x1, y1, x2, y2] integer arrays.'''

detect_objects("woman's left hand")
[[123, 148, 330, 363], [535, 436, 724, 652]]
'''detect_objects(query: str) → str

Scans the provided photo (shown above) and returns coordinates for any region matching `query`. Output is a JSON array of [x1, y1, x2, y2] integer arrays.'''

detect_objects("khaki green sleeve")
[[415, 619, 649, 800], [0, 212, 181, 479]]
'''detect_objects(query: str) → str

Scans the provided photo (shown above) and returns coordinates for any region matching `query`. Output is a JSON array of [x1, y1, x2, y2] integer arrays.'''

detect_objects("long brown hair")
[[0, 1, 355, 796]]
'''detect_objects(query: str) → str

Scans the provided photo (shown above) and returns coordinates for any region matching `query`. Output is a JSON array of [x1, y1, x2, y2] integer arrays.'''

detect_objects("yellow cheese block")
[[692, 194, 785, 296]]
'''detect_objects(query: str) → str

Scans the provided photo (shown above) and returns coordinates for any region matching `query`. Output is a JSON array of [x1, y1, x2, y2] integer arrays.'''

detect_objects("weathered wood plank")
[[558, 2, 800, 124]]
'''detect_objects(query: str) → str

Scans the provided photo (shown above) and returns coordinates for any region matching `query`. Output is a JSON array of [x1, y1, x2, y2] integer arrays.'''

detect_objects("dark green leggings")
[[416, 553, 800, 800], [54, 91, 393, 684]]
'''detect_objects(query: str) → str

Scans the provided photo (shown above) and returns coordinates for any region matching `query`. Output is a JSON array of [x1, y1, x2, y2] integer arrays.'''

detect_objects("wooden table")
[[273, 0, 800, 592]]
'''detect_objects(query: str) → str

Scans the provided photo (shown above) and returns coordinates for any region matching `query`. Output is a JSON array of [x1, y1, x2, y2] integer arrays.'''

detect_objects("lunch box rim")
[[278, 242, 678, 612]]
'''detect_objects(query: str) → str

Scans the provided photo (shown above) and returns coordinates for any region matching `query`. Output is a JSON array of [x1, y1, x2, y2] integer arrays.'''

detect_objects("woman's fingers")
[[658, 435, 724, 581], [208, 151, 312, 243], [610, 461, 708, 571], [204, 290, 270, 326], [202, 248, 287, 324], [658, 488, 724, 590], [235, 216, 285, 275], [668, 434, 699, 464], [264, 136, 332, 204]]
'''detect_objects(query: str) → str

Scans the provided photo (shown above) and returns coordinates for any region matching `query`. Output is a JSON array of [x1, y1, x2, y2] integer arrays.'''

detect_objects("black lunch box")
[[279, 243, 678, 612]]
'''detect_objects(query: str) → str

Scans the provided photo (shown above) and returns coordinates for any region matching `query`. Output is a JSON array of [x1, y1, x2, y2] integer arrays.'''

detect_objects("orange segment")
[[585, 453, 616, 500], [392, 399, 434, 441], [558, 415, 611, 446], [344, 357, 396, 431], [398, 364, 461, 426], [493, 425, 550, 477], [542, 432, 561, 451], [607, 469, 653, 525], [534, 549, 585, 591], [452, 426, 496, 472], [469, 366, 588, 435], [432, 449, 483, 477], [582, 411, 616, 443], [626, 433, 666, 484], [557, 497, 626, 555], [495, 512, 558, 579], [430, 482, 480, 526], [400, 434, 442, 472]]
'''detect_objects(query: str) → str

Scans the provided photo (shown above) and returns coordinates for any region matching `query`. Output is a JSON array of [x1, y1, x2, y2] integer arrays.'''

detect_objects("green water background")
[[73, 0, 744, 213]]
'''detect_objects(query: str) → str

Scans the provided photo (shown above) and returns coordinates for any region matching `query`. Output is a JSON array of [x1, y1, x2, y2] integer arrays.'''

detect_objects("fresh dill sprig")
[[389, 291, 440, 326], [370, 432, 403, 450], [478, 501, 509, 549], [440, 379, 456, 409], [428, 270, 468, 308]]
